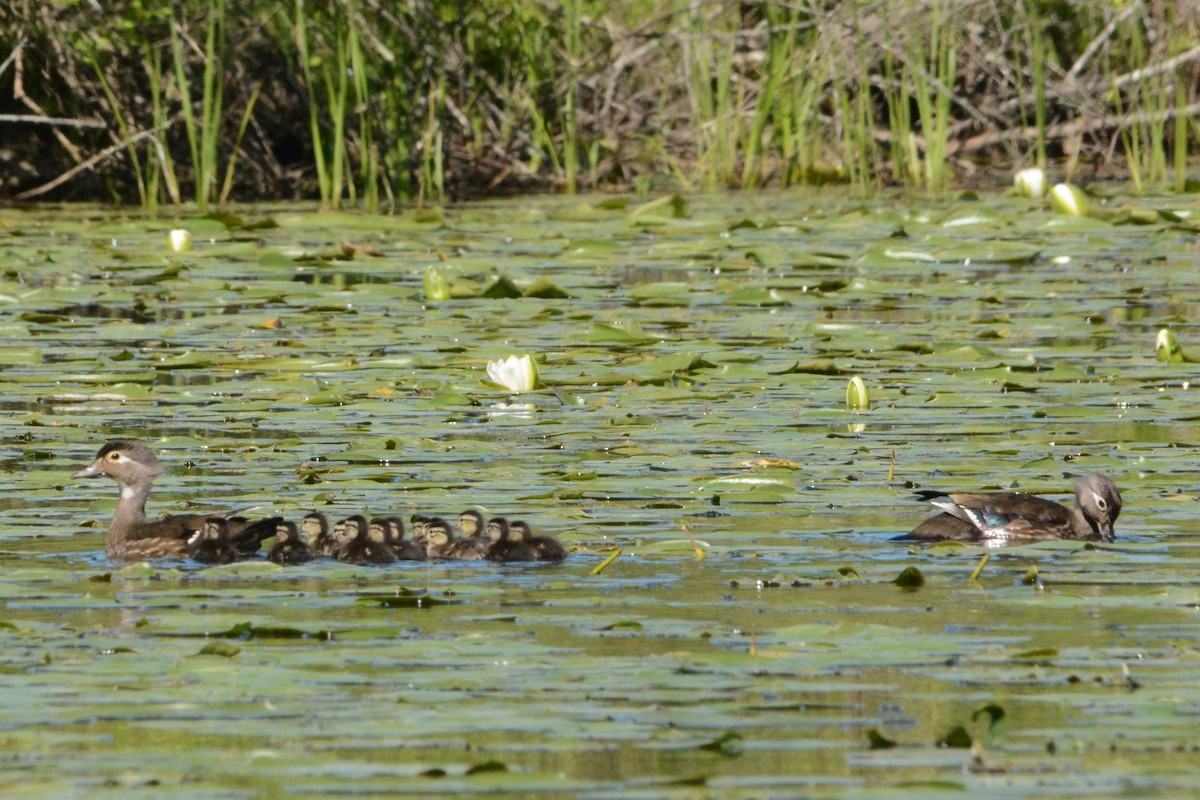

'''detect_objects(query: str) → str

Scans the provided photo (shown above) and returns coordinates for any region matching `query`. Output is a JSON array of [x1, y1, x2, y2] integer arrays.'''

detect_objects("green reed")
[[170, 0, 225, 209]]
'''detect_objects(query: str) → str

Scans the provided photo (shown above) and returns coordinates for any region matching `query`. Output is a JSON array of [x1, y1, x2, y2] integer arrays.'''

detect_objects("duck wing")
[[934, 492, 1073, 540]]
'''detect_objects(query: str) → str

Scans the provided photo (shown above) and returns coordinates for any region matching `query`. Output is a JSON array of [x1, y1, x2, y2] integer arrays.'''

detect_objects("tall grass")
[[9, 0, 1200, 205]]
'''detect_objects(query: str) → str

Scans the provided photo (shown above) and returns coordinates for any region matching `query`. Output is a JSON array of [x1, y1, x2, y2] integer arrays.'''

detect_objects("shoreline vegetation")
[[1, 0, 1197, 209]]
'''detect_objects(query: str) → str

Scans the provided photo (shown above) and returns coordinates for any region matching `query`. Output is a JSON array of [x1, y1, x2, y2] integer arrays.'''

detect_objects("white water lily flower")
[[168, 228, 193, 252], [1013, 168, 1046, 198], [487, 354, 540, 393], [1049, 183, 1088, 217]]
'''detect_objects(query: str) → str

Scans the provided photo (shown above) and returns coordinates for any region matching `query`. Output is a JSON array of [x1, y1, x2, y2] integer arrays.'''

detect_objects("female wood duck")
[[187, 519, 238, 564], [267, 521, 314, 565], [336, 515, 396, 565], [422, 517, 457, 559], [73, 439, 280, 561], [381, 517, 426, 561], [485, 517, 537, 562], [443, 510, 493, 559], [896, 473, 1123, 543], [508, 520, 567, 561]]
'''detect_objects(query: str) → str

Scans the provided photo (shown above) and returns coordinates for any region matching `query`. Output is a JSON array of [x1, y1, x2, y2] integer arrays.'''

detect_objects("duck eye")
[[107, 452, 122, 462], [1096, 497, 1107, 510]]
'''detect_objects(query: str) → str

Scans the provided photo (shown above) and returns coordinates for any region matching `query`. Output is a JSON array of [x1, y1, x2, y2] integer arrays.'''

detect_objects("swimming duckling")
[[443, 512, 494, 559], [329, 515, 362, 560], [382, 517, 426, 561], [485, 516, 537, 562], [301, 511, 337, 556], [267, 521, 313, 565], [456, 509, 485, 538], [895, 473, 1123, 543], [422, 517, 457, 559], [508, 520, 566, 561], [187, 519, 238, 564], [72, 439, 281, 561], [336, 516, 396, 565], [410, 514, 430, 548]]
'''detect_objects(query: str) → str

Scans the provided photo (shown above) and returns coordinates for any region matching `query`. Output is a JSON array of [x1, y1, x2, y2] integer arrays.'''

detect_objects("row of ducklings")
[[186, 509, 566, 566]]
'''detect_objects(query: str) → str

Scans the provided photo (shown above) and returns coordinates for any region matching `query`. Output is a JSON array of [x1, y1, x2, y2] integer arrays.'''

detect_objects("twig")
[[0, 114, 106, 129], [0, 36, 26, 80], [949, 99, 1200, 156], [1066, 1, 1140, 81], [15, 127, 164, 200]]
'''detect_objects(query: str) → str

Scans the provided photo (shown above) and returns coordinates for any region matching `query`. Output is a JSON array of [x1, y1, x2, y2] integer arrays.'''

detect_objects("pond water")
[[1, 188, 1199, 797]]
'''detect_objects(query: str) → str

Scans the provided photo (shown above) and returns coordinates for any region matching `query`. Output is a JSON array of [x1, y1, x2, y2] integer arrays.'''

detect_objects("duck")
[[456, 509, 485, 538], [300, 511, 338, 557], [442, 510, 494, 559], [336, 515, 396, 565], [508, 520, 567, 561], [267, 521, 314, 565], [895, 473, 1123, 543], [422, 517, 458, 559], [72, 439, 281, 561], [485, 517, 537, 562], [187, 519, 238, 564], [381, 517, 426, 561], [410, 514, 430, 549]]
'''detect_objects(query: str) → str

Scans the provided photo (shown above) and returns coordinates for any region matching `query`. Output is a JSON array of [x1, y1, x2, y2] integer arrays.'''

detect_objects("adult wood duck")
[[896, 473, 1123, 543], [267, 521, 314, 565], [508, 520, 567, 561], [187, 519, 238, 564], [73, 439, 281, 561], [485, 517, 537, 563]]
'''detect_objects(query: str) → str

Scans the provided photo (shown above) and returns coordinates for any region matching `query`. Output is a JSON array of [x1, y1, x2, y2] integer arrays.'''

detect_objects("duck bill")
[[72, 459, 103, 479], [1099, 523, 1115, 542]]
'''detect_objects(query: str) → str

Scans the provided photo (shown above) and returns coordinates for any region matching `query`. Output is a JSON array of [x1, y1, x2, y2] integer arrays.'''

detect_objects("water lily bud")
[[168, 228, 193, 252], [486, 354, 540, 393], [1156, 329, 1182, 362], [1013, 168, 1046, 198], [424, 265, 451, 301], [846, 375, 870, 411], [1049, 183, 1088, 216]]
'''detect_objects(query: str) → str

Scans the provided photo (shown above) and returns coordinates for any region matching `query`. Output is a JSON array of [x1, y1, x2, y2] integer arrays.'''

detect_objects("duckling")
[[443, 511, 494, 560], [72, 439, 281, 561], [337, 516, 396, 565], [485, 516, 537, 562], [301, 511, 337, 556], [508, 520, 566, 561], [422, 516, 457, 559], [187, 519, 238, 564], [383, 517, 426, 561], [456, 509, 485, 538], [410, 514, 430, 549], [329, 515, 362, 560], [267, 521, 313, 565]]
